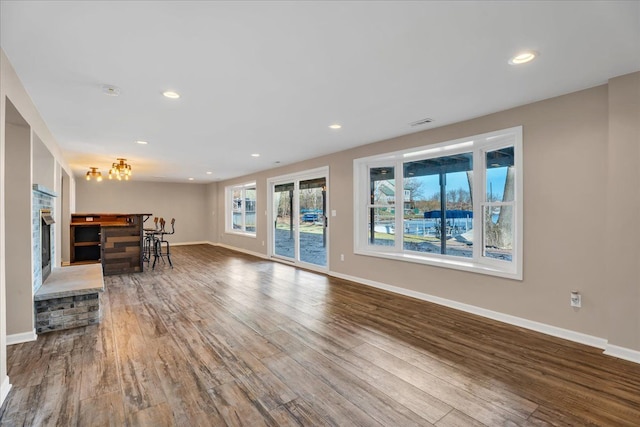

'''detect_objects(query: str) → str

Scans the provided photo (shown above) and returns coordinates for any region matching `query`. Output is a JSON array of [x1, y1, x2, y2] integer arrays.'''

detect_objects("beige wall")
[[32, 133, 54, 190], [60, 168, 72, 264], [605, 72, 640, 351], [75, 180, 208, 244], [205, 183, 219, 243], [217, 74, 640, 353], [1, 49, 75, 405], [5, 122, 34, 337]]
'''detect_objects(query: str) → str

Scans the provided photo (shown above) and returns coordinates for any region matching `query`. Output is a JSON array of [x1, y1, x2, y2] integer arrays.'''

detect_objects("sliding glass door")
[[298, 177, 327, 266], [273, 182, 295, 259], [269, 168, 328, 270]]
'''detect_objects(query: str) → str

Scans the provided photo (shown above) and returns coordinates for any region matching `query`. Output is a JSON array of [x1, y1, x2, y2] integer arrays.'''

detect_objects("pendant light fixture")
[[85, 167, 103, 181], [109, 158, 132, 180]]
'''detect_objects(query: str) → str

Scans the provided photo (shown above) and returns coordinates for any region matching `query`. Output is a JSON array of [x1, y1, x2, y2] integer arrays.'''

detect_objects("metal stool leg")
[[152, 237, 160, 269], [143, 234, 154, 264], [164, 240, 173, 268]]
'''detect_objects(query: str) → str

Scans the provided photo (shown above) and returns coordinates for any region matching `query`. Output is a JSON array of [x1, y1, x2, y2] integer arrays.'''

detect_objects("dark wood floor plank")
[[162, 314, 236, 390], [2, 244, 639, 426], [266, 327, 452, 424], [5, 333, 57, 387], [0, 385, 30, 426], [352, 342, 532, 425], [77, 390, 126, 427], [30, 371, 79, 427], [209, 380, 272, 427], [228, 349, 298, 412], [290, 346, 433, 426], [110, 304, 167, 415], [434, 409, 486, 427], [330, 317, 539, 418], [197, 301, 282, 360], [79, 324, 120, 401], [127, 402, 174, 427], [268, 398, 334, 427], [279, 317, 364, 355], [324, 296, 640, 426], [261, 352, 383, 426], [151, 335, 227, 426]]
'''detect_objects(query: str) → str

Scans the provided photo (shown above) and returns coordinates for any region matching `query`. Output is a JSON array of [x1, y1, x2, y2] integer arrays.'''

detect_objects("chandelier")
[[85, 167, 103, 181], [109, 158, 132, 180]]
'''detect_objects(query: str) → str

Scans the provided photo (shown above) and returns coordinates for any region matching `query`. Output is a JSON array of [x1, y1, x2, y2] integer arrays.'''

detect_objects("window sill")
[[354, 248, 521, 280], [225, 230, 257, 238]]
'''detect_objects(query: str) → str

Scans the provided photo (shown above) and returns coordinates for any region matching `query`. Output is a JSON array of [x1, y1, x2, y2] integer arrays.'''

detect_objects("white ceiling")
[[1, 1, 639, 183]]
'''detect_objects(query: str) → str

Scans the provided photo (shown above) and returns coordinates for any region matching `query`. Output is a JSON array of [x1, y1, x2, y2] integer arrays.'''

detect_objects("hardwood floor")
[[1, 244, 639, 426]]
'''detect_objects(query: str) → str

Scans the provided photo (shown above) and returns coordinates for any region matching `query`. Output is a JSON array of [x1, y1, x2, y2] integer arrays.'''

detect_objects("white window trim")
[[225, 181, 257, 237], [353, 126, 523, 280]]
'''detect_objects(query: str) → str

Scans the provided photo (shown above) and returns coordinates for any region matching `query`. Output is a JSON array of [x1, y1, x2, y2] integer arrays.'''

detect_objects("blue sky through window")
[[406, 168, 508, 202]]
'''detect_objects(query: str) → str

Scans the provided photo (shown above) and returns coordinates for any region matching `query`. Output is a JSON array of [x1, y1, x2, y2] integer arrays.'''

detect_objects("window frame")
[[225, 182, 257, 237], [353, 126, 523, 280]]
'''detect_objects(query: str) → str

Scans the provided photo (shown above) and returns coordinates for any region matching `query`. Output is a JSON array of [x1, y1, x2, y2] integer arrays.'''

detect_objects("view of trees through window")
[[483, 146, 515, 260]]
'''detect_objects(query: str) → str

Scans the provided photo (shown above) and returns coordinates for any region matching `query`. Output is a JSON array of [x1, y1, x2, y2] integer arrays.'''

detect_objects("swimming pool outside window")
[[354, 127, 523, 279]]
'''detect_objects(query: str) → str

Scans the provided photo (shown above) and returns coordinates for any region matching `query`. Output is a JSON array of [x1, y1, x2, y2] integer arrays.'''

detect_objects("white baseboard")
[[328, 271, 622, 353], [604, 344, 640, 364], [7, 329, 37, 346], [0, 376, 11, 407], [214, 243, 268, 260]]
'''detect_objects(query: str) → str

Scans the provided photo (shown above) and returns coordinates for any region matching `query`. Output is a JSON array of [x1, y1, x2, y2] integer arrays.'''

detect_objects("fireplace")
[[41, 209, 55, 283]]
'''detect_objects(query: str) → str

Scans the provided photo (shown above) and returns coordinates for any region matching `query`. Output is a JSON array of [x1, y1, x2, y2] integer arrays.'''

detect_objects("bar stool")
[[143, 217, 161, 265], [153, 218, 175, 269]]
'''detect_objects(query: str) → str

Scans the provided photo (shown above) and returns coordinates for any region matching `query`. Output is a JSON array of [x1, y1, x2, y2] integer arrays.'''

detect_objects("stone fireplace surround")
[[32, 184, 56, 293], [31, 185, 105, 334]]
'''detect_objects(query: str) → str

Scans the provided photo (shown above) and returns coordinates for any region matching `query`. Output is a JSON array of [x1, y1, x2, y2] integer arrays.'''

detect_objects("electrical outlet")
[[570, 291, 581, 308], [340, 254, 344, 261]]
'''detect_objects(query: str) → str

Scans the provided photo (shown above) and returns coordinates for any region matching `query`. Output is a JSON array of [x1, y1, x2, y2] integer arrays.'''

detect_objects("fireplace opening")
[[41, 209, 54, 283]]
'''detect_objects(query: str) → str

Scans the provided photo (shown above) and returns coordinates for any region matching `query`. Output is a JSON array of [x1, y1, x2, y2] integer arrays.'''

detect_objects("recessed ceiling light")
[[135, 140, 148, 145], [188, 177, 194, 181], [206, 171, 213, 175], [102, 85, 120, 96], [509, 50, 538, 65], [251, 153, 260, 157], [329, 124, 342, 129], [163, 91, 180, 99]]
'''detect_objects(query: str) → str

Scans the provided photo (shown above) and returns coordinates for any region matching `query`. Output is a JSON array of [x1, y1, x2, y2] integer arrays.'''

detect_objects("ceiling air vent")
[[409, 118, 433, 127]]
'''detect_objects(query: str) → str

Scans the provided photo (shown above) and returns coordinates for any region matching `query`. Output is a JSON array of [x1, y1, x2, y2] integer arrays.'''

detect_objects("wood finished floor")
[[1, 244, 639, 426]]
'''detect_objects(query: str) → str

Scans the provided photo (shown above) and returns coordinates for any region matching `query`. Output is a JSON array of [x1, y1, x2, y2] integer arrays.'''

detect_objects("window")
[[226, 182, 256, 236], [354, 127, 522, 279]]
